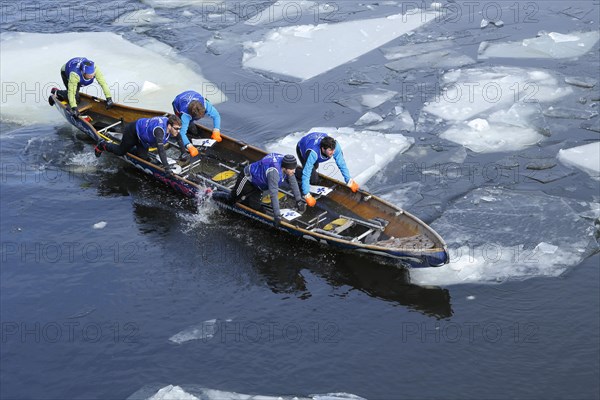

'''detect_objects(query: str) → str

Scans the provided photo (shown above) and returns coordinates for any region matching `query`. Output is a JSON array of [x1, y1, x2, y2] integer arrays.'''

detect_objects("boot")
[[94, 140, 107, 158]]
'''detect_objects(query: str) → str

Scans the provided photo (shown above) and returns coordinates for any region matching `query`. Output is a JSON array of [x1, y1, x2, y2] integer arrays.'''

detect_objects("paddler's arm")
[[178, 113, 192, 147], [152, 127, 171, 172], [94, 67, 112, 100], [287, 172, 302, 202], [332, 145, 351, 183], [204, 99, 221, 130], [266, 168, 282, 226]]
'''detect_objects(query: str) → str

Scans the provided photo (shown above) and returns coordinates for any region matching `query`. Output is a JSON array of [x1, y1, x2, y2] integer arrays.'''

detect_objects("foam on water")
[[0, 32, 225, 124], [266, 127, 414, 185], [411, 188, 599, 286]]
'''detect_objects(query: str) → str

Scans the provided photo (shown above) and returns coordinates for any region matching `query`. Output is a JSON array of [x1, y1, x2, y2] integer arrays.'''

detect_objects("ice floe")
[[168, 319, 220, 344], [129, 384, 367, 400], [245, 0, 327, 26], [424, 67, 571, 121], [0, 32, 225, 124], [385, 50, 475, 73], [141, 0, 222, 8], [113, 8, 172, 26], [266, 127, 414, 185], [411, 188, 599, 286], [558, 142, 600, 180], [360, 89, 398, 109], [243, 9, 439, 80], [543, 106, 599, 120], [478, 30, 600, 59], [382, 39, 475, 72], [355, 111, 383, 126], [564, 76, 598, 88], [421, 66, 571, 153]]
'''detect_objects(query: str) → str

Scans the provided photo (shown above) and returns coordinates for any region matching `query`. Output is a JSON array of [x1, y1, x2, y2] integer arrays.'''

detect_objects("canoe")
[[49, 93, 449, 267]]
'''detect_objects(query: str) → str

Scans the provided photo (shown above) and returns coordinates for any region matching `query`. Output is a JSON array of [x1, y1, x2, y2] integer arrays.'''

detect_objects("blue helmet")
[[82, 60, 95, 75]]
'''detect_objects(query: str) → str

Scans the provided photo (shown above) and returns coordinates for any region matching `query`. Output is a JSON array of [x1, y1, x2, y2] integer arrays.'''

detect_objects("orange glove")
[[304, 193, 316, 207], [187, 144, 199, 157], [348, 179, 359, 193], [211, 128, 222, 142]]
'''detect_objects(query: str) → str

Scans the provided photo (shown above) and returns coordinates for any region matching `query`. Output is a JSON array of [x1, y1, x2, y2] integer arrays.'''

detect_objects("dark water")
[[1, 1, 599, 399]]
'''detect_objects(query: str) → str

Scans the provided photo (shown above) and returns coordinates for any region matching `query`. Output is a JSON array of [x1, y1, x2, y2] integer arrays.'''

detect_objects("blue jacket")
[[64, 57, 95, 86], [135, 117, 170, 148], [172, 90, 221, 147], [249, 154, 287, 190], [297, 132, 351, 195], [248, 154, 302, 218]]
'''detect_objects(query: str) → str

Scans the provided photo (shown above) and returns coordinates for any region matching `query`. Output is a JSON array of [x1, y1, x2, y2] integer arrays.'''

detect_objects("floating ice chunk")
[[381, 39, 453, 60], [141, 80, 161, 94], [440, 117, 543, 153], [168, 319, 218, 344], [535, 242, 559, 254], [564, 76, 598, 88], [548, 32, 580, 42], [245, 1, 324, 26], [361, 89, 397, 108], [411, 188, 599, 285], [0, 32, 225, 124], [243, 9, 439, 80], [132, 385, 358, 400], [93, 221, 107, 229], [385, 50, 475, 72], [558, 142, 600, 180], [478, 30, 600, 59], [113, 8, 172, 25], [481, 19, 504, 28], [266, 127, 414, 184], [543, 106, 599, 120], [148, 386, 199, 400], [393, 106, 415, 132], [312, 394, 367, 400], [355, 111, 383, 126], [424, 67, 571, 121], [141, 0, 222, 8]]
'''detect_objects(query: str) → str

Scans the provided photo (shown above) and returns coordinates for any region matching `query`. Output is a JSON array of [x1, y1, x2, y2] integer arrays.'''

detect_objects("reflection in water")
[[249, 232, 453, 319], [335, 253, 453, 319]]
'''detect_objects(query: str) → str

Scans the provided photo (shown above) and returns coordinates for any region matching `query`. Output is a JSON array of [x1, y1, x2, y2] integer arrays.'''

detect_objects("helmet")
[[82, 60, 95, 75]]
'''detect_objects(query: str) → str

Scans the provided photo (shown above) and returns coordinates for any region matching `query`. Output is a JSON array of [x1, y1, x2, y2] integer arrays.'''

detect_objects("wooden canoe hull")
[[50, 94, 449, 267]]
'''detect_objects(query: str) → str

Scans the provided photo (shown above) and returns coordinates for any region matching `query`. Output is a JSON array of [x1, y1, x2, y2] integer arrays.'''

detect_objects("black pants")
[[105, 122, 148, 158], [229, 167, 262, 208], [295, 145, 319, 184], [56, 69, 81, 104]]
